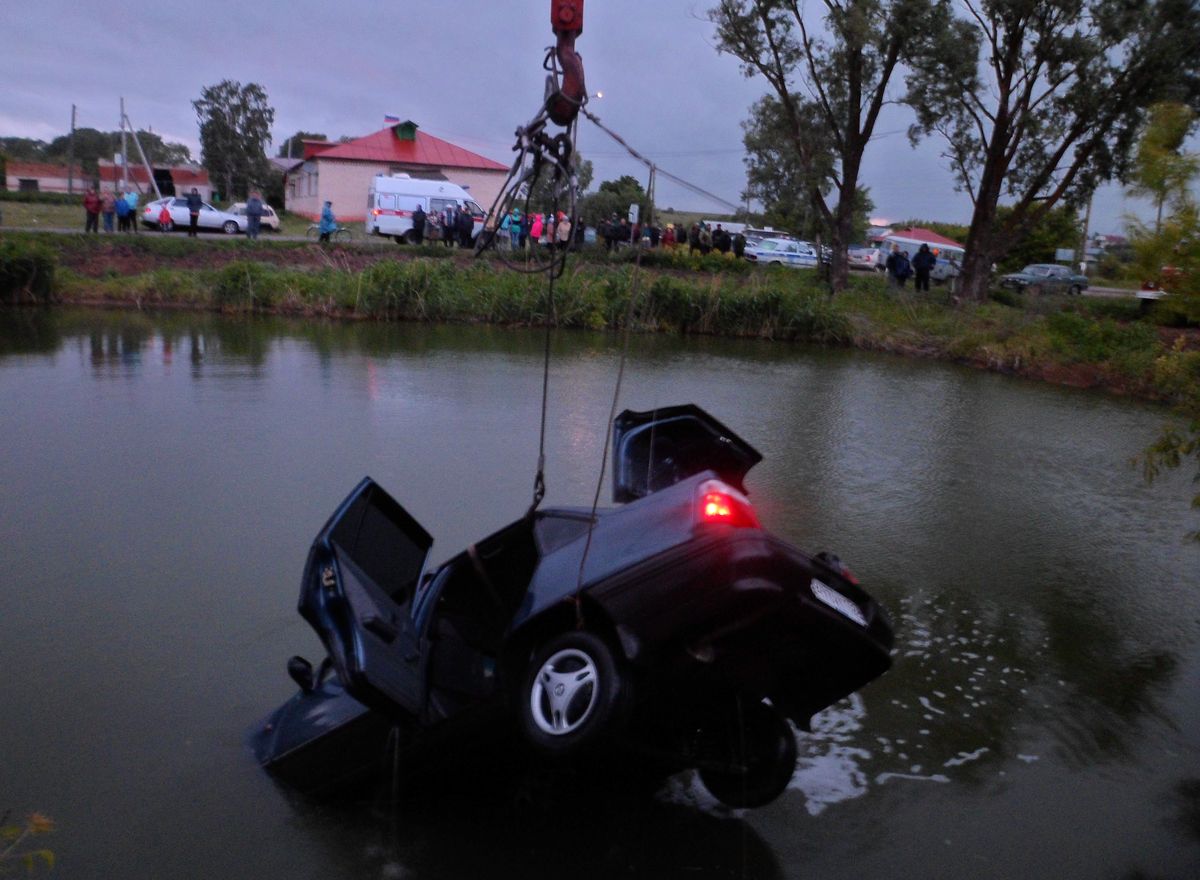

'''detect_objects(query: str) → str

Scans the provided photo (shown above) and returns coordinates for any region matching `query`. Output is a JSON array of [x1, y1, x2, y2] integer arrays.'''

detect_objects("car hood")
[[611, 404, 762, 503]]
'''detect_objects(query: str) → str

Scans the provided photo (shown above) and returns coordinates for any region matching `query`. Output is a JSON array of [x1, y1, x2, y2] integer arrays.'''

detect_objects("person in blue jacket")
[[318, 201, 337, 243]]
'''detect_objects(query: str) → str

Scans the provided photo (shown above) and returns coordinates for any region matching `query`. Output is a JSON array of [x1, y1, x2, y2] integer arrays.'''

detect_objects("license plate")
[[811, 579, 867, 627]]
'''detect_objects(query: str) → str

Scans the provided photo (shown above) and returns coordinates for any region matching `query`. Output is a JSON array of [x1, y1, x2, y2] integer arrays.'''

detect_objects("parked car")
[[254, 405, 894, 808], [847, 245, 885, 272], [140, 197, 241, 233], [744, 237, 820, 269], [999, 263, 1088, 295], [931, 257, 962, 285], [227, 202, 281, 232]]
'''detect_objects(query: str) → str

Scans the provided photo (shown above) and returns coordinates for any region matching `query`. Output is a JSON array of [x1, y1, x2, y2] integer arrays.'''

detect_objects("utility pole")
[[120, 96, 129, 191], [1078, 192, 1093, 276], [67, 104, 76, 194]]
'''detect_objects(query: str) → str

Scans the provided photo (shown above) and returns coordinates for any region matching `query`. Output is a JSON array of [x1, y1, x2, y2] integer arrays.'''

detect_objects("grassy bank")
[[2, 231, 1197, 406]]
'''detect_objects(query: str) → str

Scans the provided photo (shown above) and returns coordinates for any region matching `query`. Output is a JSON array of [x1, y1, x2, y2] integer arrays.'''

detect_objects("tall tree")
[[741, 95, 833, 238], [579, 174, 652, 226], [527, 158, 593, 213], [710, 0, 956, 291], [193, 80, 275, 200], [1128, 102, 1199, 234], [904, 0, 1200, 301]]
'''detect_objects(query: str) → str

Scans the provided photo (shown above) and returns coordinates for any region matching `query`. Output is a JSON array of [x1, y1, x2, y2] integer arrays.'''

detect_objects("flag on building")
[[383, 114, 400, 125]]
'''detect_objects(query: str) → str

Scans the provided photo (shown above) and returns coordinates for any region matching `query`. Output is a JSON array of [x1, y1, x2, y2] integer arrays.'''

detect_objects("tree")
[[994, 205, 1082, 272], [904, 0, 1200, 302], [526, 158, 593, 214], [0, 137, 49, 161], [741, 95, 833, 238], [276, 131, 327, 158], [1128, 103, 1200, 234], [579, 174, 652, 226], [710, 0, 958, 292], [193, 80, 275, 201]]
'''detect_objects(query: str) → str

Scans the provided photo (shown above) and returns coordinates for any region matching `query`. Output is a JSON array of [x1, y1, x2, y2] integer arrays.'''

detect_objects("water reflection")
[[281, 759, 782, 880]]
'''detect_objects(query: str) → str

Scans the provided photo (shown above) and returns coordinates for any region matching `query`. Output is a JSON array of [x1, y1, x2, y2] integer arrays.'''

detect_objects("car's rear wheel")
[[1026, 283, 1043, 296], [223, 220, 239, 235], [519, 630, 628, 755], [697, 700, 797, 809], [1069, 284, 1082, 296]]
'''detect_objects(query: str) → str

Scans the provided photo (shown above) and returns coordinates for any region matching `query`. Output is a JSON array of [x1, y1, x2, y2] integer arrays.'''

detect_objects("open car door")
[[299, 477, 431, 718], [612, 404, 763, 503]]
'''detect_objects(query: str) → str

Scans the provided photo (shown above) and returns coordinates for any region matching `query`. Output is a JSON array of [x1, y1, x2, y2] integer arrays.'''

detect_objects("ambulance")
[[366, 174, 487, 244]]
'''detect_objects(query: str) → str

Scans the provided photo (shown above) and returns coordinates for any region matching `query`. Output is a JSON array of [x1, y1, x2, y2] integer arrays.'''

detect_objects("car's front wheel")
[[519, 630, 628, 755], [697, 699, 797, 809], [1069, 284, 1082, 296], [223, 220, 239, 235]]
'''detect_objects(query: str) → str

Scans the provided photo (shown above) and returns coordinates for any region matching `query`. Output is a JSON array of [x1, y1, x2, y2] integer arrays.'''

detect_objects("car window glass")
[[430, 198, 454, 214], [172, 198, 188, 207], [535, 515, 594, 554], [465, 201, 483, 215], [378, 194, 397, 211]]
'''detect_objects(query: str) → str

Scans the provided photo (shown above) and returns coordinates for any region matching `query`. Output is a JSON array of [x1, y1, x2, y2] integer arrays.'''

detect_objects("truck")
[[366, 174, 487, 245]]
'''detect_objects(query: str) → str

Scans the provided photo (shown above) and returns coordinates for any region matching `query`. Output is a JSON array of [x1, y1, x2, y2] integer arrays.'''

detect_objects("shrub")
[[0, 239, 57, 303]]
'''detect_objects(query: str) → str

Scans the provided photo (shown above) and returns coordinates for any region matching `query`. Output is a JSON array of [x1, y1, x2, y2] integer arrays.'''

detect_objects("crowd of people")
[[593, 215, 748, 257], [82, 185, 141, 234]]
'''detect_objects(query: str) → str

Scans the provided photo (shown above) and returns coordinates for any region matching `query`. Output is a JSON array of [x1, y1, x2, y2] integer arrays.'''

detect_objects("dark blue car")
[[254, 405, 894, 808]]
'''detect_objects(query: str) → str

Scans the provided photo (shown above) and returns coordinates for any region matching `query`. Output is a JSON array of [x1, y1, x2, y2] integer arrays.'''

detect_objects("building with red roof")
[[286, 120, 508, 221], [5, 159, 211, 201]]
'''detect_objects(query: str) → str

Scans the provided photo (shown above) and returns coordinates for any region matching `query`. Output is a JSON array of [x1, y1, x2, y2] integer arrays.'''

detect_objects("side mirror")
[[287, 655, 315, 693]]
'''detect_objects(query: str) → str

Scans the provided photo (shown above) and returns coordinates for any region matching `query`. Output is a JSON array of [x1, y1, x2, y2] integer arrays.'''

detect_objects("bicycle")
[[306, 223, 354, 242]]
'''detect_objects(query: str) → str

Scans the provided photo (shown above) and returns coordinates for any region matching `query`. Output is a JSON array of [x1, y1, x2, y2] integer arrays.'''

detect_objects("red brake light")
[[695, 480, 759, 528]]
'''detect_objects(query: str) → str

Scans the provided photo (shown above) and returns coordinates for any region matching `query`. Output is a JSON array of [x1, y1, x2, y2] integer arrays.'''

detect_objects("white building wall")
[[287, 159, 508, 221]]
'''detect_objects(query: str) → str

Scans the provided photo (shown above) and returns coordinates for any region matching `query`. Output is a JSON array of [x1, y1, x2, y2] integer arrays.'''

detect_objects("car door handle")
[[363, 614, 398, 643]]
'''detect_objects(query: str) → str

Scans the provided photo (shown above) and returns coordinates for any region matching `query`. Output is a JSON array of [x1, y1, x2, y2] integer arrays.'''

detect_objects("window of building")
[[18, 179, 39, 192]]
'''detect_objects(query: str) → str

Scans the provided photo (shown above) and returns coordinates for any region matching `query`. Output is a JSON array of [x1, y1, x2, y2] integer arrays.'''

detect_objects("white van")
[[366, 174, 486, 244]]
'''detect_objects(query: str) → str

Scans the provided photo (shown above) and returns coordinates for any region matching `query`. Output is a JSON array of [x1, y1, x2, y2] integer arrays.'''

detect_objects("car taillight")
[[372, 208, 381, 216], [695, 479, 759, 528]]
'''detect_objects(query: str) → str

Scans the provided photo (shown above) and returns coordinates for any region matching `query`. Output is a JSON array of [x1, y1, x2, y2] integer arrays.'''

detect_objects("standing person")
[[84, 186, 102, 233], [911, 243, 936, 291], [508, 208, 522, 250], [158, 201, 172, 232], [124, 189, 139, 234], [101, 189, 116, 233], [648, 223, 661, 248], [318, 200, 337, 243], [662, 224, 675, 247], [688, 223, 700, 254], [115, 191, 130, 232], [458, 205, 474, 248], [442, 204, 458, 247], [186, 187, 203, 237], [732, 231, 747, 259], [885, 244, 903, 288], [411, 201, 426, 246], [530, 212, 544, 248], [554, 211, 571, 251], [604, 214, 619, 252], [698, 223, 713, 255], [245, 191, 264, 241]]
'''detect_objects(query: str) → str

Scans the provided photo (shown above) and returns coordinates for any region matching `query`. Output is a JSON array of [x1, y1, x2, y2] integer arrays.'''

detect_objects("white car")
[[140, 197, 241, 234], [848, 245, 885, 272], [227, 202, 281, 232], [744, 237, 819, 268]]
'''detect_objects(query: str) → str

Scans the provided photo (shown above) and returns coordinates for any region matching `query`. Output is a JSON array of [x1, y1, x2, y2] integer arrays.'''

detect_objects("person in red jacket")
[[83, 186, 101, 234]]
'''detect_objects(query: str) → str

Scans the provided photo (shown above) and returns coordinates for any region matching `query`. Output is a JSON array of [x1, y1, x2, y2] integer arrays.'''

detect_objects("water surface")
[[1, 308, 1197, 879]]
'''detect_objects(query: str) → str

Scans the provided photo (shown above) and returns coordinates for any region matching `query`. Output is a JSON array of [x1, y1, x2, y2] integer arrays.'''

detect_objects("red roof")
[[98, 164, 153, 184], [6, 160, 83, 178], [886, 227, 965, 249], [313, 123, 507, 171]]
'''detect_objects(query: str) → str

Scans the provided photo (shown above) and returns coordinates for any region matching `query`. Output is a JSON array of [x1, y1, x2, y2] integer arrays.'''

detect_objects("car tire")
[[1026, 283, 1043, 296], [223, 221, 239, 235], [403, 230, 420, 245], [697, 700, 797, 809], [519, 630, 628, 755], [1069, 285, 1082, 296]]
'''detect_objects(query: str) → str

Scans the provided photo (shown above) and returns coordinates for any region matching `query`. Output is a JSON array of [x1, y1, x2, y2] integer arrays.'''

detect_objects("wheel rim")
[[529, 648, 599, 736], [224, 221, 238, 234]]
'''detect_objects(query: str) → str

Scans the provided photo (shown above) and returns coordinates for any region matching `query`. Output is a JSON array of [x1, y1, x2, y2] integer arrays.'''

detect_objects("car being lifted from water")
[[254, 405, 894, 808]]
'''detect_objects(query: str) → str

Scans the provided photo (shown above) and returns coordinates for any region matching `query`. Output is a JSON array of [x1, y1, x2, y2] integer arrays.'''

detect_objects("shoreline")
[[3, 232, 1197, 406]]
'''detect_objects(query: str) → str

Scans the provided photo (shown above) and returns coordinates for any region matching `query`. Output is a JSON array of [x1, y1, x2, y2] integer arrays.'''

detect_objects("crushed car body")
[[253, 404, 894, 808]]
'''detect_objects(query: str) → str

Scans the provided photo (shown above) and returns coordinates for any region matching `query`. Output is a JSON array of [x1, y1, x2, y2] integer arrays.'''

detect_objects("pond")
[[1, 308, 1197, 879]]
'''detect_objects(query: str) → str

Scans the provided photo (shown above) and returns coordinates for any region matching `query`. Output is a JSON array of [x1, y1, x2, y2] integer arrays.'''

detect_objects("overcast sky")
[[1, 0, 1180, 236]]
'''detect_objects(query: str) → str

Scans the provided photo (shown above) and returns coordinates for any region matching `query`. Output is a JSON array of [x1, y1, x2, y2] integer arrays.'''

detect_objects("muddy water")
[[1, 308, 1197, 879]]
